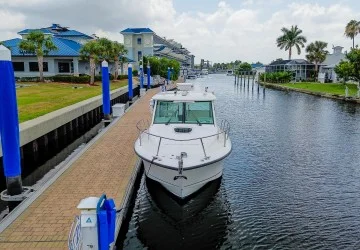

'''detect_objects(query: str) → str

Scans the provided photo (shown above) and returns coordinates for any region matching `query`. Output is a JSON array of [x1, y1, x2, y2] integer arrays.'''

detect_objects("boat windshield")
[[153, 101, 214, 125]]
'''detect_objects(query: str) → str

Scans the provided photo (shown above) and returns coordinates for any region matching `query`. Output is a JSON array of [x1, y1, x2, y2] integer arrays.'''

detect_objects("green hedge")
[[132, 70, 138, 76], [260, 72, 292, 83], [117, 75, 128, 80], [52, 75, 91, 83]]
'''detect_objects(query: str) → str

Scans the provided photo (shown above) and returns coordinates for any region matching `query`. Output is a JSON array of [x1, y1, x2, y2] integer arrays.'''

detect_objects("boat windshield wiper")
[[188, 110, 202, 126], [165, 110, 179, 125]]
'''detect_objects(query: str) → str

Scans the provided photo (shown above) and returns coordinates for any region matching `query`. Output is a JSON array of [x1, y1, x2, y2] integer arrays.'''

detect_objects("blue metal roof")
[[121, 28, 154, 34], [251, 63, 264, 68], [18, 27, 93, 39], [2, 37, 82, 57]]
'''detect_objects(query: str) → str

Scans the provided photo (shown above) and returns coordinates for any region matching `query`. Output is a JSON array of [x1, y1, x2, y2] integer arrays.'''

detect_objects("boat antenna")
[[205, 87, 208, 92]]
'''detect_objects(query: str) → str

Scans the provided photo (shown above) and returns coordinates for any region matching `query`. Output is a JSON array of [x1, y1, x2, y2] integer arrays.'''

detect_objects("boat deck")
[[0, 88, 160, 249]]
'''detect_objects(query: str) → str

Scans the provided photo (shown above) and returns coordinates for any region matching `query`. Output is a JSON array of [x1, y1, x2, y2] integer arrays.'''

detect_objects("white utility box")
[[77, 197, 99, 250], [112, 103, 126, 117]]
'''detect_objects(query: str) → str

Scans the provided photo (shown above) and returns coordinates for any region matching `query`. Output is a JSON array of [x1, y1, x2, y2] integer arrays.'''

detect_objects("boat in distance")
[[134, 83, 232, 199]]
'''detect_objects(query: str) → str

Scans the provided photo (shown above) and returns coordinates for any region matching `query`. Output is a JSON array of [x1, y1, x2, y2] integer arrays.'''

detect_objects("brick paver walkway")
[[0, 88, 160, 249]]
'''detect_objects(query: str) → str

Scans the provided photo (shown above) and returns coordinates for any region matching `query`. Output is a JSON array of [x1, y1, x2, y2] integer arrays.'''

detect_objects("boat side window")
[[185, 101, 214, 124], [153, 101, 184, 124]]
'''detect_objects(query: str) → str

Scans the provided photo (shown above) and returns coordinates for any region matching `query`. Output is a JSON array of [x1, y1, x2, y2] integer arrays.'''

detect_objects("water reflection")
[[123, 177, 230, 250]]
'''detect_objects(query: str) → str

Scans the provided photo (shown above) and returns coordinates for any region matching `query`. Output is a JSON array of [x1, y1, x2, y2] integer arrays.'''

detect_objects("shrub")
[[260, 72, 292, 83], [52, 75, 90, 83], [117, 74, 128, 80], [132, 70, 138, 76]]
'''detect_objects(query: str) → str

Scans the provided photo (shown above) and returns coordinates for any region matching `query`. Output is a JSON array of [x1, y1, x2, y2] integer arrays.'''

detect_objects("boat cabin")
[[151, 90, 216, 127]]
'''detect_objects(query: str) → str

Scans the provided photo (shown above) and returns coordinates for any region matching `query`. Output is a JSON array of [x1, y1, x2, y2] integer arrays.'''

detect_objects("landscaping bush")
[[94, 74, 114, 82], [260, 72, 292, 83], [117, 74, 128, 80], [132, 70, 138, 76], [52, 75, 90, 83]]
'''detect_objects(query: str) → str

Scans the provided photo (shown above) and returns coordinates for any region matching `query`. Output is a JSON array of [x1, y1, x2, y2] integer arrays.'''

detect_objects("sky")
[[0, 0, 360, 64]]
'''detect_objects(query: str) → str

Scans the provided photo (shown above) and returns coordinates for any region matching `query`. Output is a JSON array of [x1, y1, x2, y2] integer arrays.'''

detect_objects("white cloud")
[[0, 0, 359, 64]]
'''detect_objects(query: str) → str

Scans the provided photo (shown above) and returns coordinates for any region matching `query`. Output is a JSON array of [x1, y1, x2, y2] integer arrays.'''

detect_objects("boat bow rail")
[[136, 119, 231, 161]]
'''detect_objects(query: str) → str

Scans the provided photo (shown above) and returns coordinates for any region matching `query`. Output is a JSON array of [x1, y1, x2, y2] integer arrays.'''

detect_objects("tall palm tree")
[[80, 40, 104, 85], [19, 30, 57, 82], [305, 41, 329, 73], [345, 20, 359, 48], [276, 25, 307, 60], [110, 41, 127, 80]]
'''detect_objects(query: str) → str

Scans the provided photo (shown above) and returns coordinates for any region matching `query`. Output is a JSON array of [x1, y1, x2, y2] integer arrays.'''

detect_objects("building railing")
[[136, 119, 230, 159]]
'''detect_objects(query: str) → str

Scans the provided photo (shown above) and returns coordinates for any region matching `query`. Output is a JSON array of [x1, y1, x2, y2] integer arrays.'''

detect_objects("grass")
[[281, 82, 359, 97], [17, 80, 128, 123]]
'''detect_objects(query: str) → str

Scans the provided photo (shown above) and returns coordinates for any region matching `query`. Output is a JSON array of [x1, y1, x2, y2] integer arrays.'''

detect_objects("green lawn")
[[282, 82, 359, 97], [17, 80, 128, 123]]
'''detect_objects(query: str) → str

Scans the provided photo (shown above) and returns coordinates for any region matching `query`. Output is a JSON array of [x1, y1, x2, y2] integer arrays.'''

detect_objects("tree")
[[276, 25, 307, 60], [19, 31, 57, 82], [79, 40, 104, 85], [334, 47, 360, 83], [345, 20, 359, 49], [305, 41, 329, 73], [110, 41, 127, 80], [334, 61, 353, 83], [237, 62, 252, 72]]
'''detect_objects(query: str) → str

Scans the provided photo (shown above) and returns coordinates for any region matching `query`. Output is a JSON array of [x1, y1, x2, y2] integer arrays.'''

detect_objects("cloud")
[[0, 0, 358, 64]]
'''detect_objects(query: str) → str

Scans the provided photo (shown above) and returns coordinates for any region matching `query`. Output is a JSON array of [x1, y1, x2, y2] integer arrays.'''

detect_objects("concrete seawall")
[[0, 85, 140, 192]]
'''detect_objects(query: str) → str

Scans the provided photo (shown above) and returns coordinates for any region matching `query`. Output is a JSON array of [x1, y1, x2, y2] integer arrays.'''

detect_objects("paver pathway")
[[0, 88, 160, 249]]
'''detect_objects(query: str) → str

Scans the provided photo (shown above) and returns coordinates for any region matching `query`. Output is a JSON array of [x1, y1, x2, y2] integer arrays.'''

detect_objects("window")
[[29, 62, 48, 72], [58, 62, 70, 73], [154, 101, 214, 125], [137, 38, 142, 45], [13, 62, 24, 72], [138, 51, 142, 61]]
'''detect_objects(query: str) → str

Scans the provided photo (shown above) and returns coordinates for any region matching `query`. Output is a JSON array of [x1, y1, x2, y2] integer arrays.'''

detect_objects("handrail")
[[68, 215, 82, 250], [136, 119, 231, 158], [136, 119, 231, 143]]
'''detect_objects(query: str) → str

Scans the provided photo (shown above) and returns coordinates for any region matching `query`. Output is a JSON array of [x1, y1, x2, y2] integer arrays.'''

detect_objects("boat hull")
[[143, 159, 223, 199]]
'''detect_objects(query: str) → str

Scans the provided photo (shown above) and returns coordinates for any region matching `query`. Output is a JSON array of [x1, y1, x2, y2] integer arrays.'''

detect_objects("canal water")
[[118, 74, 360, 249]]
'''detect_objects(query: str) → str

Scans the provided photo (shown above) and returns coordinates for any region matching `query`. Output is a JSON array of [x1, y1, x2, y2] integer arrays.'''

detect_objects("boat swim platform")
[[0, 87, 166, 249]]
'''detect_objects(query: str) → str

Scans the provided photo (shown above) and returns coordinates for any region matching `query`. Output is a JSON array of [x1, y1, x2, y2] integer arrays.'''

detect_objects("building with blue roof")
[[120, 27, 195, 70], [2, 24, 133, 78]]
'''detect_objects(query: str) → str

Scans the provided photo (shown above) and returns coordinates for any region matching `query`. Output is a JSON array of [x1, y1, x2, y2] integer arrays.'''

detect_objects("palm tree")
[[305, 41, 329, 73], [110, 41, 127, 80], [345, 20, 359, 48], [276, 25, 307, 60], [19, 30, 57, 82], [79, 40, 104, 85]]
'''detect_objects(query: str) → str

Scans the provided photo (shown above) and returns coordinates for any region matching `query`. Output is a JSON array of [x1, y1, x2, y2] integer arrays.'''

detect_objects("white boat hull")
[[143, 160, 223, 199]]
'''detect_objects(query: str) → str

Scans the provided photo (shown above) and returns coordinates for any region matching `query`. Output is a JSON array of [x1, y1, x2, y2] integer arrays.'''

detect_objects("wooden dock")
[[0, 88, 161, 249]]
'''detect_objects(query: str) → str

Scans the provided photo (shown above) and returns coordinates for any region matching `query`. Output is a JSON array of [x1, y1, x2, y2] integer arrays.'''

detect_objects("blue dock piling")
[[128, 64, 133, 100], [101, 60, 111, 120], [139, 64, 144, 89], [147, 63, 151, 89], [0, 45, 23, 203]]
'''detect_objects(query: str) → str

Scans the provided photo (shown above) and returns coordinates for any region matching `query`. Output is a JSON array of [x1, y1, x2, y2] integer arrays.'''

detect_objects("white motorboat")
[[226, 70, 233, 76], [135, 83, 232, 199]]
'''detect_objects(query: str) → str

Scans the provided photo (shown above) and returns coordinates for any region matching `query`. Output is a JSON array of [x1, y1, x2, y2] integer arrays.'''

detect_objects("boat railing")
[[136, 119, 231, 159]]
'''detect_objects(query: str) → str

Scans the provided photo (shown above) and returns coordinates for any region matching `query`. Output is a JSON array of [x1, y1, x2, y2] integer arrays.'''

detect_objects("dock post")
[[139, 64, 144, 89], [128, 63, 133, 101], [234, 73, 236, 84], [147, 62, 151, 89], [101, 60, 111, 121], [0, 45, 25, 209], [167, 67, 170, 85], [248, 72, 250, 86]]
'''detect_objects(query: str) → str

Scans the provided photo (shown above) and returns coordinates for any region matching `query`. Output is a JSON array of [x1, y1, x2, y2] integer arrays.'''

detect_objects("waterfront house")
[[318, 46, 346, 83], [266, 59, 315, 81], [2, 24, 132, 78], [120, 28, 194, 70]]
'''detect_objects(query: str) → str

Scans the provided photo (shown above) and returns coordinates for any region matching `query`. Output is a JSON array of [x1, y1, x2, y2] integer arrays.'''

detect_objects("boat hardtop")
[[152, 90, 216, 102]]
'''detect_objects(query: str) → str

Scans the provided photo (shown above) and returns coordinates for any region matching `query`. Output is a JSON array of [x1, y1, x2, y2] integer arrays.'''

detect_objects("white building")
[[120, 28, 194, 70], [318, 46, 346, 83]]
